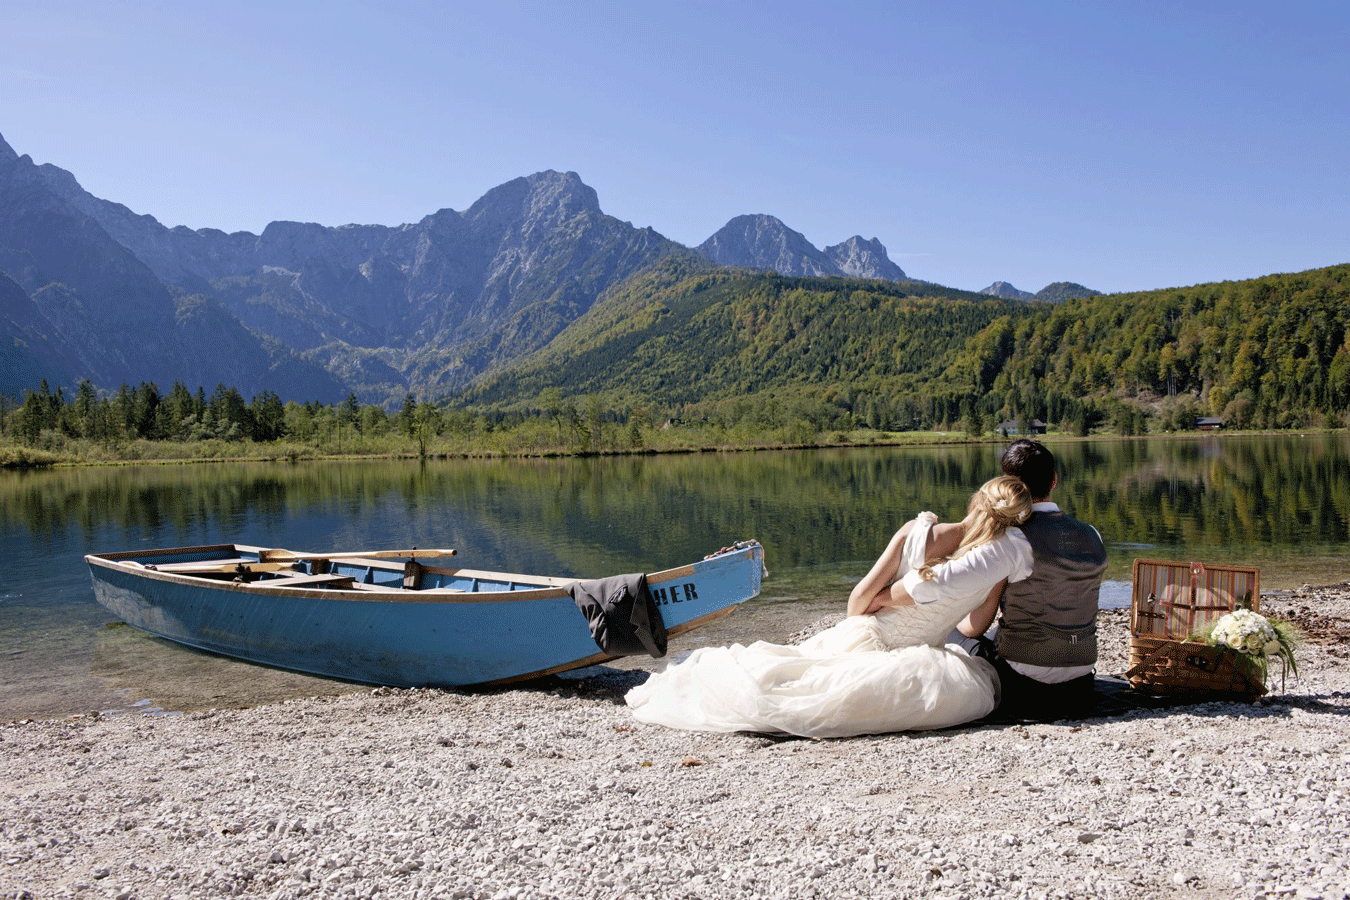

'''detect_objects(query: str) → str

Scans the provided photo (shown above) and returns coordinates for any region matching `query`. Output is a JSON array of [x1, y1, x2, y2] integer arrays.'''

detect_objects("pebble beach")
[[4, 585, 1349, 900]]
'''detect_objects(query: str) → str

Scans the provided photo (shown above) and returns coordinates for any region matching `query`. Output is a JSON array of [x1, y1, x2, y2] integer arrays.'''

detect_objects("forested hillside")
[[964, 263, 1350, 432], [460, 258, 1005, 424], [464, 261, 1350, 434]]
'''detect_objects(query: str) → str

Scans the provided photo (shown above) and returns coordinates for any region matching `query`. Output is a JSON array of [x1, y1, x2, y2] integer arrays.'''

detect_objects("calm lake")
[[3, 434, 1348, 722]]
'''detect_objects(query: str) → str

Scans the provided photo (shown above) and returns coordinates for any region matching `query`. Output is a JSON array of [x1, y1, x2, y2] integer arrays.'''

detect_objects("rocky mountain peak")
[[465, 170, 601, 234], [979, 281, 1033, 299], [824, 236, 906, 281], [0, 132, 18, 165], [696, 216, 910, 283], [527, 170, 600, 214], [696, 214, 841, 277]]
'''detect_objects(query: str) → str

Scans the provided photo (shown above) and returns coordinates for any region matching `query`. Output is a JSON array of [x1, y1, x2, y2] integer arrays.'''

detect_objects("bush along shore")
[[3, 382, 948, 467], [0, 422, 1013, 469], [3, 583, 1349, 899]]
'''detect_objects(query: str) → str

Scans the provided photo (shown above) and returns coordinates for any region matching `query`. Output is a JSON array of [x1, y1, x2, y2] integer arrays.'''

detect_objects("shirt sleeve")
[[899, 529, 1033, 604]]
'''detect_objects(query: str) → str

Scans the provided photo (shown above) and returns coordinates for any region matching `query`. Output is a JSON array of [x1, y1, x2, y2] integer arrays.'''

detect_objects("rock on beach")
[[3, 586, 1350, 899]]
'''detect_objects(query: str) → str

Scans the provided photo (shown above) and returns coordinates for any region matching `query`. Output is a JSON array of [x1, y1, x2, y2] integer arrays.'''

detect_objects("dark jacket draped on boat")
[[568, 573, 668, 658]]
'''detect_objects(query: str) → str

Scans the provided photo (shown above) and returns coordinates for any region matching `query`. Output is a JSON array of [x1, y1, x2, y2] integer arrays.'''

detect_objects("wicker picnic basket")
[[1124, 559, 1267, 701]]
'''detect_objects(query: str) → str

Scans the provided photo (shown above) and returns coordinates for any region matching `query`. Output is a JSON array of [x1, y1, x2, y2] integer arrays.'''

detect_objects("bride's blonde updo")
[[917, 475, 1032, 579], [975, 475, 1034, 528]]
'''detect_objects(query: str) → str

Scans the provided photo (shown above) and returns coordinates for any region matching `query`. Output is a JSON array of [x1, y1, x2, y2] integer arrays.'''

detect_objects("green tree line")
[[1, 381, 454, 461]]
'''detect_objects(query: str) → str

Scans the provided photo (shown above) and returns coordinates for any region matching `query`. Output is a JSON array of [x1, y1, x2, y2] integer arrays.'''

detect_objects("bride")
[[625, 476, 1035, 738]]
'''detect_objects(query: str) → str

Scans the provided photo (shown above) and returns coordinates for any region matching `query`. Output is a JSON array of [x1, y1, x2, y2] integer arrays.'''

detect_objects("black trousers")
[[949, 631, 1096, 722]]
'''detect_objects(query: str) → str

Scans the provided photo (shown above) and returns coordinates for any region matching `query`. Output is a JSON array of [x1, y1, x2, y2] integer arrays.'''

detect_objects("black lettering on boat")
[[651, 584, 697, 604]]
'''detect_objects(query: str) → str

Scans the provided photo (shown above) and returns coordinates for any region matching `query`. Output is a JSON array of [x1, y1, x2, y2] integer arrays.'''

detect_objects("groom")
[[954, 439, 1108, 720]]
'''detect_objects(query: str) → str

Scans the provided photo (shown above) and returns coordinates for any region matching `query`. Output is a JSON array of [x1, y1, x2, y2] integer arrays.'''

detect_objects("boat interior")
[[92, 544, 572, 594]]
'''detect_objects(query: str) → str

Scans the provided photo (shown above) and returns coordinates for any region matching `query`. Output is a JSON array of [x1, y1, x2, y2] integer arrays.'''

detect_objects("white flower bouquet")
[[1199, 608, 1301, 689]]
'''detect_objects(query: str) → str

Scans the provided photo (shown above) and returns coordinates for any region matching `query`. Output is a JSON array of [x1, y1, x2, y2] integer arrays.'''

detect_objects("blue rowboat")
[[86, 541, 765, 687]]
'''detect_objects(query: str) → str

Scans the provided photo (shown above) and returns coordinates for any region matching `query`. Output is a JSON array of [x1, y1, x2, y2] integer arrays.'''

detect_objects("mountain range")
[[0, 131, 1095, 405], [978, 280, 1101, 301]]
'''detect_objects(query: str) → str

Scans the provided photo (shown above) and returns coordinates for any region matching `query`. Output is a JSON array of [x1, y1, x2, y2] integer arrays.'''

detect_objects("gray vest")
[[996, 510, 1107, 667]]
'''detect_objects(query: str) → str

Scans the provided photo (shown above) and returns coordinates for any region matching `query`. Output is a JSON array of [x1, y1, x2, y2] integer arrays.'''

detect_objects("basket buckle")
[[1185, 653, 1215, 671]]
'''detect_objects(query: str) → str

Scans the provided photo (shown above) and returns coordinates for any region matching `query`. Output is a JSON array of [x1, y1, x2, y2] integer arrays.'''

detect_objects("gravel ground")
[[3, 585, 1349, 900]]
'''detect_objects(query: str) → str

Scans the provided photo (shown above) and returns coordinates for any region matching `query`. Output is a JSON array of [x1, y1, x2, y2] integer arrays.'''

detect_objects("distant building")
[[1195, 416, 1224, 431], [997, 418, 1047, 436]]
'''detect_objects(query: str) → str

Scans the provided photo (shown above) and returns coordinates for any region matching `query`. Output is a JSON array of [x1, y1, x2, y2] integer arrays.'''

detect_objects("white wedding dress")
[[626, 513, 1031, 738]]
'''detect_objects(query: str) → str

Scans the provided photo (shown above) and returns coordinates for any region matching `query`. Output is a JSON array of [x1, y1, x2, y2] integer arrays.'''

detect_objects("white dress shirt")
[[899, 528, 1034, 607]]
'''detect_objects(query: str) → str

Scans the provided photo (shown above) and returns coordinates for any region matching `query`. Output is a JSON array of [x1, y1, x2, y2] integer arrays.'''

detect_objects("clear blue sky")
[[3, 0, 1347, 295]]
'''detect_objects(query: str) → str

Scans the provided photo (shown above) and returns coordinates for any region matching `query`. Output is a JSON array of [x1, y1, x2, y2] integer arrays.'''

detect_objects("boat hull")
[[86, 543, 764, 687]]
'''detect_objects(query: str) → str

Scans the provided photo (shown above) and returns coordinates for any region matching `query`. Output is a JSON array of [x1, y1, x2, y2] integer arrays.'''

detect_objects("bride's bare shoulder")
[[927, 520, 966, 557]]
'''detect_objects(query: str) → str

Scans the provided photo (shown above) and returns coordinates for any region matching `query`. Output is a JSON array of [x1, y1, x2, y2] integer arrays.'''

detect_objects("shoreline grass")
[[2, 426, 1342, 470]]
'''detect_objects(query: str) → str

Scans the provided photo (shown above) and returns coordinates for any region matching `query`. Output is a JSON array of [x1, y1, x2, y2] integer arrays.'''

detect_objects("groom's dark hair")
[[1001, 439, 1056, 500]]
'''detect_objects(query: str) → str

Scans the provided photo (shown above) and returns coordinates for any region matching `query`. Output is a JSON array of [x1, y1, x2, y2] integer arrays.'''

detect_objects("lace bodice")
[[865, 512, 968, 647]]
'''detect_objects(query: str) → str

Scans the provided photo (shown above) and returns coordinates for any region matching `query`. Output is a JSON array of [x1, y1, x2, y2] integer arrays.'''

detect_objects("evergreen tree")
[[398, 393, 417, 437], [250, 390, 286, 441]]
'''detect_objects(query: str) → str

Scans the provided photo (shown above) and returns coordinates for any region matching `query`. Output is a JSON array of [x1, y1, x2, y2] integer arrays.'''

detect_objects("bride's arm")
[[847, 521, 914, 616], [849, 520, 966, 615], [956, 580, 1007, 638]]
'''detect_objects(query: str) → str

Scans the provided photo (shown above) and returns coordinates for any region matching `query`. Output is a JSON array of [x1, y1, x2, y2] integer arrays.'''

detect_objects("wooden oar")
[[257, 548, 457, 562], [143, 560, 297, 575]]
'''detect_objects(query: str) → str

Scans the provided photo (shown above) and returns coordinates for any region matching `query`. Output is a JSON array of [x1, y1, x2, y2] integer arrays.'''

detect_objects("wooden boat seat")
[[260, 573, 357, 589], [342, 581, 467, 594]]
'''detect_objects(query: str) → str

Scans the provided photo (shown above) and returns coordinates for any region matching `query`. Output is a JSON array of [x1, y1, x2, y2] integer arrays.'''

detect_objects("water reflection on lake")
[[2, 433, 1347, 721]]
